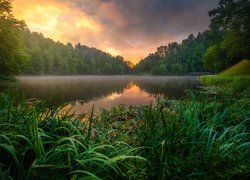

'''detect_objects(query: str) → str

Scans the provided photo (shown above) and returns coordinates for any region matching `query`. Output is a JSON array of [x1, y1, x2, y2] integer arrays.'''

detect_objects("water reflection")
[[133, 76, 199, 98], [1, 76, 200, 112], [65, 83, 157, 114]]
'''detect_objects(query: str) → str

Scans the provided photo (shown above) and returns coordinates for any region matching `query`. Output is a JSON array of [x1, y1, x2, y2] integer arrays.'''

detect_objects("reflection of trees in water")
[[5, 76, 200, 104], [132, 77, 200, 99], [16, 77, 130, 105], [126, 81, 134, 89]]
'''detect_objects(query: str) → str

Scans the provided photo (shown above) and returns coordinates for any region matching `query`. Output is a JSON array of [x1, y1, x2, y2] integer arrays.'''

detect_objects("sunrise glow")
[[12, 0, 218, 63]]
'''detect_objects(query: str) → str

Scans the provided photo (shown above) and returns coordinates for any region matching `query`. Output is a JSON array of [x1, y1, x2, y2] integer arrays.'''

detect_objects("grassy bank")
[[0, 91, 249, 179], [219, 60, 250, 76], [199, 75, 250, 94], [199, 60, 250, 98]]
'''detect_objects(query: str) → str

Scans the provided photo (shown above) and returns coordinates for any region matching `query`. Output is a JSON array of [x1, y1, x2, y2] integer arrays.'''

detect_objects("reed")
[[0, 91, 249, 179]]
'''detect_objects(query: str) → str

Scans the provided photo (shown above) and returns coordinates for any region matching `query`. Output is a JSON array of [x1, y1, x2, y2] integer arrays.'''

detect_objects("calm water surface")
[[2, 76, 200, 113]]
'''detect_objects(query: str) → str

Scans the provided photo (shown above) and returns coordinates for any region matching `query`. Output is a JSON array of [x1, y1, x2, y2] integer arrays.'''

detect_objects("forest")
[[1, 0, 249, 77], [135, 0, 250, 75], [0, 1, 132, 76], [134, 32, 209, 75], [22, 31, 133, 75]]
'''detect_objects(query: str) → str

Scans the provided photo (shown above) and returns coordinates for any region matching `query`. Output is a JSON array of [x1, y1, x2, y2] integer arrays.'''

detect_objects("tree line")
[[0, 0, 132, 77], [134, 32, 209, 75], [134, 0, 250, 75], [0, 0, 249, 77], [22, 31, 132, 75]]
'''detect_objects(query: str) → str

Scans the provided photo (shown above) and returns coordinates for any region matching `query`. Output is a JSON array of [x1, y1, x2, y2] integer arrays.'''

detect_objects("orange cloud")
[[13, 0, 213, 64], [12, 0, 161, 64], [13, 0, 103, 41]]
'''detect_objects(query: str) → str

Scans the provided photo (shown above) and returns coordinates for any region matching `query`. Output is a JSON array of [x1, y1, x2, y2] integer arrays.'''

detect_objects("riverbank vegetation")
[[200, 75, 250, 96], [0, 89, 249, 179], [199, 60, 250, 95]]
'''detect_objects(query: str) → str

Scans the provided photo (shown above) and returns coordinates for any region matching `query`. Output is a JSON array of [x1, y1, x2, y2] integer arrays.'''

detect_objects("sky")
[[13, 0, 219, 64]]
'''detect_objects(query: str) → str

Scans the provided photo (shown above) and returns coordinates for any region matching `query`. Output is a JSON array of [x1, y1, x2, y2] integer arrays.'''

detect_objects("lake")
[[1, 76, 200, 113]]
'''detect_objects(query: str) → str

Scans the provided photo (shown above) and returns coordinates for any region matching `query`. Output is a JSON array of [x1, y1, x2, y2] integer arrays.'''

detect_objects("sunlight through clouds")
[[106, 47, 120, 57], [12, 0, 219, 63], [75, 18, 101, 31]]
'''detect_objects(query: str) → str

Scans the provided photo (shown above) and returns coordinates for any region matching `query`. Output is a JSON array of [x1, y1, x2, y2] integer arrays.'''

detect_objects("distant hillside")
[[134, 32, 209, 75], [22, 31, 133, 75], [219, 60, 250, 76]]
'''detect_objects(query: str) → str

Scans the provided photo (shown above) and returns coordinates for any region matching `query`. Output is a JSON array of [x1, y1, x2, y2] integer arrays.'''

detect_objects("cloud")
[[13, 0, 219, 64]]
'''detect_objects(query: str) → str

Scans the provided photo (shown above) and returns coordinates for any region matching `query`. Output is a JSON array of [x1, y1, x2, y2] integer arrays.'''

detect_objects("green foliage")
[[135, 96, 249, 178], [21, 31, 132, 75], [0, 91, 249, 179], [209, 0, 250, 34], [152, 64, 167, 75], [0, 92, 146, 179], [0, 0, 29, 76], [136, 0, 250, 75], [135, 32, 209, 75], [203, 44, 228, 72], [0, 1, 132, 76], [199, 75, 250, 94], [204, 0, 250, 71], [222, 31, 249, 61], [1, 0, 249, 76]]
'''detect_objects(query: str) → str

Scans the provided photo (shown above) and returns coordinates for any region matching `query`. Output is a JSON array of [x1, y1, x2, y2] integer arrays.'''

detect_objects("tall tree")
[[204, 0, 250, 72], [0, 0, 29, 76]]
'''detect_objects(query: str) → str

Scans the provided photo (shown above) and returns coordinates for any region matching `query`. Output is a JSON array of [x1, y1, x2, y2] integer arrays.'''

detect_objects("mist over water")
[[2, 76, 200, 113]]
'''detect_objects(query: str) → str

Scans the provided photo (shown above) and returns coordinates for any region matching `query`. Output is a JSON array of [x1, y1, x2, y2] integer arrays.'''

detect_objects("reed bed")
[[0, 91, 249, 179]]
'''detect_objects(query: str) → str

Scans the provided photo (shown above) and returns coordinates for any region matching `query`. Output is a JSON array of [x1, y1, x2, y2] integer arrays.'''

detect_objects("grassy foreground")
[[0, 90, 249, 179]]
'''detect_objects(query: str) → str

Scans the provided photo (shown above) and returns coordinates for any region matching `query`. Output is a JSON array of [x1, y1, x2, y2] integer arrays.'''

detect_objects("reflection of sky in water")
[[1, 76, 200, 113], [68, 83, 156, 113]]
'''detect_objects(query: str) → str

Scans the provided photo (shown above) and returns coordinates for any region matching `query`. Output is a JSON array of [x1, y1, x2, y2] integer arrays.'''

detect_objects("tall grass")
[[0, 91, 249, 179], [0, 92, 146, 179], [132, 95, 249, 178]]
